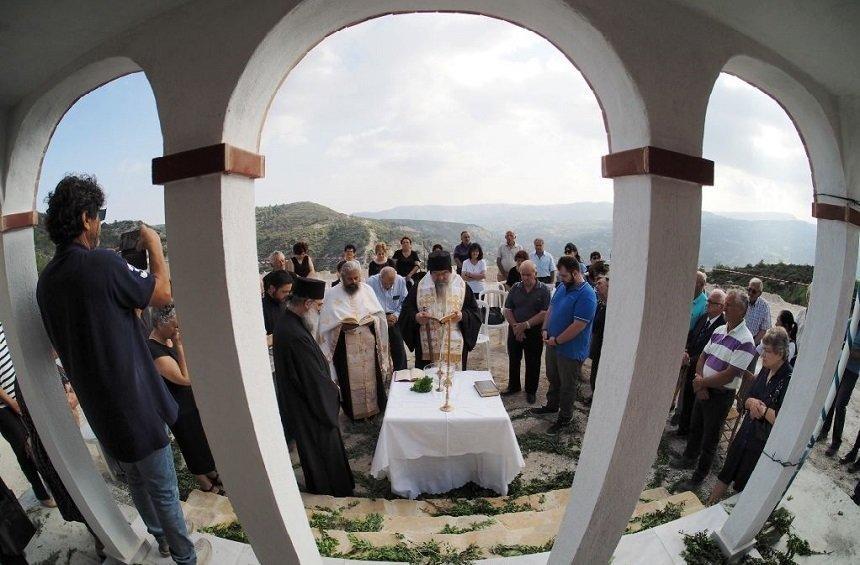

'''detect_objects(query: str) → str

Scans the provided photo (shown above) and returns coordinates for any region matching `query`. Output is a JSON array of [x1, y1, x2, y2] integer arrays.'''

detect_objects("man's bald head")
[[380, 266, 396, 289], [519, 260, 537, 275]]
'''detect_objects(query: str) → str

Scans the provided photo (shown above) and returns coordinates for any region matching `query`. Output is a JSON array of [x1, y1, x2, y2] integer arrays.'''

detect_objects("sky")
[[37, 13, 814, 225]]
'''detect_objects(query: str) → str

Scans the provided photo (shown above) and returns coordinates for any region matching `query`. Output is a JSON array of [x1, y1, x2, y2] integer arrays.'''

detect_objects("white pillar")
[[714, 217, 858, 556], [0, 226, 144, 562], [550, 175, 703, 564], [162, 173, 321, 564]]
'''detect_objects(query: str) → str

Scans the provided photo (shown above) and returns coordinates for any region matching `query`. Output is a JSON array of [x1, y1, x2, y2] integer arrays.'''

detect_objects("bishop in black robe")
[[398, 251, 482, 370], [273, 285, 354, 496]]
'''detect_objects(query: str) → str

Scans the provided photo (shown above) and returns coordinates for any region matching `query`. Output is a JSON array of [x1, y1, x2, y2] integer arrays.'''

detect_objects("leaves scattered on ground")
[[491, 539, 555, 557], [625, 501, 684, 533], [309, 503, 383, 532], [439, 518, 496, 534], [199, 521, 249, 544]]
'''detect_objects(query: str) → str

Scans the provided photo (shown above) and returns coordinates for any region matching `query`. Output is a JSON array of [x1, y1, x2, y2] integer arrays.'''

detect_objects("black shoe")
[[825, 442, 841, 457], [546, 419, 572, 436], [501, 388, 521, 396], [526, 393, 536, 404], [675, 476, 704, 493], [849, 460, 860, 474], [669, 454, 696, 470], [158, 537, 170, 558], [531, 406, 558, 415], [840, 450, 859, 465]]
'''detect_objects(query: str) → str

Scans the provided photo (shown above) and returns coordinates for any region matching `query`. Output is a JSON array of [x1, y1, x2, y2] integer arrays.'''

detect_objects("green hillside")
[[33, 202, 493, 272], [706, 262, 813, 306]]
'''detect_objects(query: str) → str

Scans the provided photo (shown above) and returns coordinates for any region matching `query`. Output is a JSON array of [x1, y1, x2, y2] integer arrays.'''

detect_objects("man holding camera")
[[37, 175, 206, 564]]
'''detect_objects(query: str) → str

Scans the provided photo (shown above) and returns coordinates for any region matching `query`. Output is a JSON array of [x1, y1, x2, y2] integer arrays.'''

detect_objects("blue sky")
[[38, 13, 813, 225]]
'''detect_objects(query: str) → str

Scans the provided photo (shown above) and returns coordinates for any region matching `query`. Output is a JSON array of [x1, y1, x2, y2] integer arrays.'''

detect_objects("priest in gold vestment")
[[319, 261, 392, 420]]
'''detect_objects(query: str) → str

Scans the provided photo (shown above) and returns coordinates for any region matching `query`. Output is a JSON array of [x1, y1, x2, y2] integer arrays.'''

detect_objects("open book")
[[474, 380, 500, 397], [393, 368, 427, 382], [422, 311, 458, 324], [342, 314, 375, 327]]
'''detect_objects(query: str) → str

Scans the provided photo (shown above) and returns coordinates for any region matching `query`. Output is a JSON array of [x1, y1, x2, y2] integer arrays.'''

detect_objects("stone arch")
[[224, 0, 649, 155], [2, 56, 152, 214]]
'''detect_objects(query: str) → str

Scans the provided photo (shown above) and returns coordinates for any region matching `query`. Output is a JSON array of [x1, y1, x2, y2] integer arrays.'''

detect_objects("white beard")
[[302, 308, 321, 335]]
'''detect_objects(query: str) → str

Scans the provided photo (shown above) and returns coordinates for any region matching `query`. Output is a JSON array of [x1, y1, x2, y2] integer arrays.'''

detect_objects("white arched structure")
[[708, 57, 858, 557], [0, 57, 155, 562], [0, 1, 857, 563]]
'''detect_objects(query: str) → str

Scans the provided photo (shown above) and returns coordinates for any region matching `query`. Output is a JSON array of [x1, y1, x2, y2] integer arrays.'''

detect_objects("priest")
[[399, 250, 482, 370], [319, 261, 392, 421], [272, 276, 354, 496]]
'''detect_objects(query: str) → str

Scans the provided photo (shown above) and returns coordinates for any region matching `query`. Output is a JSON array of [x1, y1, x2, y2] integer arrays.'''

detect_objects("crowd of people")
[[3, 174, 860, 562]]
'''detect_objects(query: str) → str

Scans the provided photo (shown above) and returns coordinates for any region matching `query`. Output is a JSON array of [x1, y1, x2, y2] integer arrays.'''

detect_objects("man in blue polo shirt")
[[532, 255, 597, 434], [37, 175, 204, 564]]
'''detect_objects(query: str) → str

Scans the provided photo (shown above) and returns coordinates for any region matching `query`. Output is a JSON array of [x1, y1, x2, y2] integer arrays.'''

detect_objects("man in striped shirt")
[[671, 289, 756, 490]]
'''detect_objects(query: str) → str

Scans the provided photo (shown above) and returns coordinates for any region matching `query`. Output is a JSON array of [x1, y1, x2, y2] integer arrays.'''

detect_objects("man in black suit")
[[675, 288, 726, 436]]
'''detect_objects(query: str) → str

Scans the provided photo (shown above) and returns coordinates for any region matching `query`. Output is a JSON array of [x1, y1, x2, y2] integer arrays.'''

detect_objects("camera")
[[119, 229, 149, 270]]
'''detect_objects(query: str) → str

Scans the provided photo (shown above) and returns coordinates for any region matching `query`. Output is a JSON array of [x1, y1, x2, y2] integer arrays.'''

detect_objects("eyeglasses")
[[98, 208, 107, 221], [707, 300, 724, 306]]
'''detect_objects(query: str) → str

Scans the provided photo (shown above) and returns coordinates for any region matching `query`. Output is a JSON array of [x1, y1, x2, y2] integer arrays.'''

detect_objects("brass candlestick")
[[435, 318, 445, 392], [440, 320, 454, 412]]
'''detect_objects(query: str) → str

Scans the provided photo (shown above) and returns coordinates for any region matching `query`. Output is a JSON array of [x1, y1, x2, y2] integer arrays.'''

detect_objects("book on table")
[[393, 368, 426, 382], [474, 380, 500, 397]]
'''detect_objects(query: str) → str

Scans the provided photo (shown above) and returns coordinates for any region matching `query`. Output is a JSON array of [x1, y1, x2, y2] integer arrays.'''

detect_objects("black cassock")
[[398, 284, 482, 370], [273, 309, 354, 496]]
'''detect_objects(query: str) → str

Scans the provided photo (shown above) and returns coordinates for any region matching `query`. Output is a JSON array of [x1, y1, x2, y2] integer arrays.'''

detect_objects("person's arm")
[[407, 254, 420, 278], [0, 389, 20, 414], [307, 257, 317, 278], [548, 261, 556, 284], [541, 305, 553, 341], [473, 260, 486, 281], [153, 355, 191, 387], [138, 225, 172, 307], [551, 319, 587, 345], [527, 309, 548, 328], [754, 329, 766, 345], [702, 365, 743, 388]]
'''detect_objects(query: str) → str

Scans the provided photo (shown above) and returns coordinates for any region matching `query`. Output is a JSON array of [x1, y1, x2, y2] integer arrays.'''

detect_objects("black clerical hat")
[[292, 276, 326, 299], [427, 251, 452, 272]]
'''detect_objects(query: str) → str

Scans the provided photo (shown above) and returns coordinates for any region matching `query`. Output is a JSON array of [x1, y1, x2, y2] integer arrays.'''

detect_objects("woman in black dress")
[[289, 241, 316, 278], [505, 250, 530, 288], [368, 242, 396, 277], [708, 327, 792, 503], [148, 306, 222, 494], [392, 236, 421, 285]]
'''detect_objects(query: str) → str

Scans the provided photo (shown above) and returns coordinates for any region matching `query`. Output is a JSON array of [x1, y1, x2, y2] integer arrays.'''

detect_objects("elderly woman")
[[708, 326, 793, 503], [147, 306, 222, 494], [506, 250, 530, 288]]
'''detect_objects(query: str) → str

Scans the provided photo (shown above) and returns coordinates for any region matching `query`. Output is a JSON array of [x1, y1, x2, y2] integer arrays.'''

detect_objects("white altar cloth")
[[370, 371, 524, 499]]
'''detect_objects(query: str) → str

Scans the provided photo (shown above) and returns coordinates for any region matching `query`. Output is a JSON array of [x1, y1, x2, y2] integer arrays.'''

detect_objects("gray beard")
[[344, 282, 360, 295], [434, 281, 449, 302], [301, 308, 320, 335]]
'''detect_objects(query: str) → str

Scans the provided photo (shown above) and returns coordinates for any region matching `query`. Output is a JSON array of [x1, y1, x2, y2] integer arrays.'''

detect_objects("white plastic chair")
[[473, 298, 491, 370]]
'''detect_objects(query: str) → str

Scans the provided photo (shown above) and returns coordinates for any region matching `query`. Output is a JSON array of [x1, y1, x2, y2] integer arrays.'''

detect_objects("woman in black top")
[[392, 236, 421, 284], [289, 241, 316, 278], [368, 242, 396, 277], [708, 327, 793, 503], [148, 306, 222, 494], [506, 250, 530, 288]]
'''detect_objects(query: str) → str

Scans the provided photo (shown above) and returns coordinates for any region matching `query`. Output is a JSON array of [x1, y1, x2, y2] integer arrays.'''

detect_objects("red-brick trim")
[[152, 143, 265, 185], [1, 211, 39, 233], [602, 146, 714, 186], [811, 202, 860, 227]]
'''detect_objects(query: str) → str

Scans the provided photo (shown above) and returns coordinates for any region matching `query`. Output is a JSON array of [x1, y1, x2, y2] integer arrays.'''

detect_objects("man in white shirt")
[[497, 230, 522, 283], [530, 238, 556, 285]]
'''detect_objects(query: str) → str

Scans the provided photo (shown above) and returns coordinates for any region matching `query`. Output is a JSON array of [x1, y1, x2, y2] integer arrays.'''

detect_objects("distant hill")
[[33, 201, 816, 274], [33, 203, 494, 272], [358, 202, 817, 267]]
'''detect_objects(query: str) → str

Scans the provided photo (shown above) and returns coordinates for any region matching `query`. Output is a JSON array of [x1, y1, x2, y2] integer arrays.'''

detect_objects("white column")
[[714, 218, 858, 556], [162, 173, 321, 564], [550, 175, 703, 564], [0, 227, 144, 562]]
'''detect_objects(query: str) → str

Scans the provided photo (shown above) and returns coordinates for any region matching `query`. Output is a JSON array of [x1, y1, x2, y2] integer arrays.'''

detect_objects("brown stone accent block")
[[811, 202, 860, 227], [152, 143, 265, 185], [602, 146, 714, 185], [1, 211, 39, 233]]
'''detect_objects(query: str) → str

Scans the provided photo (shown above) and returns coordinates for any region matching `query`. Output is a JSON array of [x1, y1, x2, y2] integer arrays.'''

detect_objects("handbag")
[[0, 477, 36, 555]]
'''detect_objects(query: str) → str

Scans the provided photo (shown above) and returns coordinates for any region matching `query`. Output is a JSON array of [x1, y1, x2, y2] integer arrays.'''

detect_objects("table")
[[370, 371, 525, 499]]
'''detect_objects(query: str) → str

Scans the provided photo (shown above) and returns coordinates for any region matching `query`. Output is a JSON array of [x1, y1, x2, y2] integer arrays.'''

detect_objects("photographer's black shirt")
[[37, 242, 178, 463], [262, 294, 282, 335]]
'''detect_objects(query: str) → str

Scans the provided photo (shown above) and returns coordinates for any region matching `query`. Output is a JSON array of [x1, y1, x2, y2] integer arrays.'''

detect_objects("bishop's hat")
[[292, 276, 326, 300], [427, 250, 453, 272]]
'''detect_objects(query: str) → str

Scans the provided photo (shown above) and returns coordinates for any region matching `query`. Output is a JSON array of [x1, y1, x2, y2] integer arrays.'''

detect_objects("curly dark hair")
[[467, 242, 483, 261], [292, 241, 308, 255], [44, 174, 104, 246]]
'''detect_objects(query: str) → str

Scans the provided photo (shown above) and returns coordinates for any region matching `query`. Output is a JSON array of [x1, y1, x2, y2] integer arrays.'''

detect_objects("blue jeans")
[[118, 444, 196, 564]]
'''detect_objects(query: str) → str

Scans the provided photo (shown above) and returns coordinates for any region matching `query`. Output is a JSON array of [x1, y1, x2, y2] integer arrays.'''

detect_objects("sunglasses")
[[97, 208, 107, 221]]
